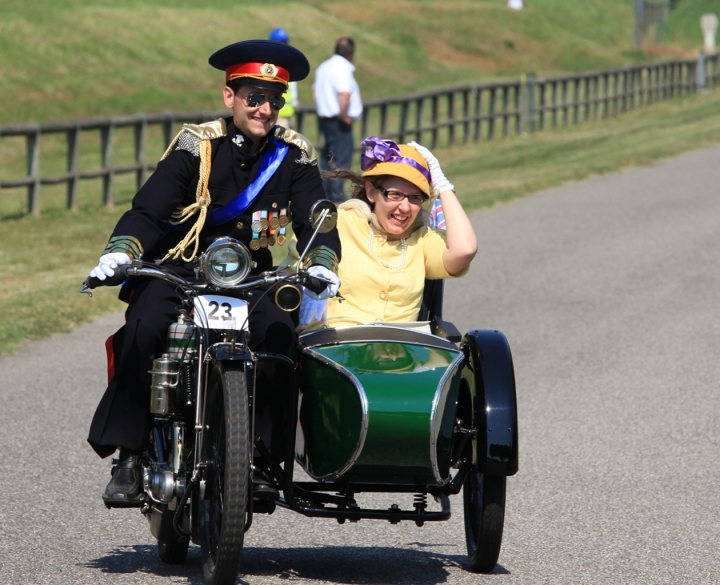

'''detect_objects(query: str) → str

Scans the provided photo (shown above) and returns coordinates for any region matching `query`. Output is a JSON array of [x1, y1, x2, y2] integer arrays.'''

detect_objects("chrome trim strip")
[[297, 347, 370, 482], [300, 325, 459, 351], [303, 336, 456, 352], [429, 352, 466, 485]]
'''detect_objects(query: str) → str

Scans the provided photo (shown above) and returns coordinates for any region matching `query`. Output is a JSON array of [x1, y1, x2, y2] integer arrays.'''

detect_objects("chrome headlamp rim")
[[199, 237, 253, 288]]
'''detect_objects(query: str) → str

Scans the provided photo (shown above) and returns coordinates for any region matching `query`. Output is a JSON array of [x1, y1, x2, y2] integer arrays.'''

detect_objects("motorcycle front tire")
[[199, 362, 250, 585]]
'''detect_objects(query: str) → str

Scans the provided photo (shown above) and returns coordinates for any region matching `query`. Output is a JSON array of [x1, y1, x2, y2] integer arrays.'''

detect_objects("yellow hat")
[[360, 138, 431, 197]]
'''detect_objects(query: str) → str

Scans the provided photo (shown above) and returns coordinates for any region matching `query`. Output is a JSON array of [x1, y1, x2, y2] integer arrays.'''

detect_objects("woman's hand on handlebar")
[[89, 252, 132, 281]]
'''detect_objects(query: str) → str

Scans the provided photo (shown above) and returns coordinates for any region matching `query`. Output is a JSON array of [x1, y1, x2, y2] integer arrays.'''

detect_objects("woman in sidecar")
[[283, 138, 518, 573]]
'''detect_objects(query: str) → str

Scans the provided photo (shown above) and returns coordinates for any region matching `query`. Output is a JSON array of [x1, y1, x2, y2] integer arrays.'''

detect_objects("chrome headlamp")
[[199, 238, 253, 288]]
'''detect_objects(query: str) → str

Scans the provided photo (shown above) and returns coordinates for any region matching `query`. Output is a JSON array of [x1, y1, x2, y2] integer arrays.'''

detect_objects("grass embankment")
[[3, 88, 720, 354], [0, 0, 702, 125]]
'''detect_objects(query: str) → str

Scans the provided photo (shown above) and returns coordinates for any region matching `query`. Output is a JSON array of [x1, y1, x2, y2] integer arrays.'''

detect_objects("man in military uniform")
[[87, 40, 341, 506]]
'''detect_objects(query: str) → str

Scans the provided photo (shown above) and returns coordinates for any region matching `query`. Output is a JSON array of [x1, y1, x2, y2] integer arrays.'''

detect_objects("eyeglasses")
[[376, 185, 428, 206], [240, 92, 286, 111]]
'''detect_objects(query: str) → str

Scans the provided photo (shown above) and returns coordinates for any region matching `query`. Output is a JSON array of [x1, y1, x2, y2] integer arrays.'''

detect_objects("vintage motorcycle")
[[82, 200, 518, 585]]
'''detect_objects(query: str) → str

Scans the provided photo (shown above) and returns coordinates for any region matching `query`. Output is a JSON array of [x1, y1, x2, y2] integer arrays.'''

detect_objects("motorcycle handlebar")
[[304, 275, 328, 295], [82, 264, 338, 299], [85, 264, 130, 290]]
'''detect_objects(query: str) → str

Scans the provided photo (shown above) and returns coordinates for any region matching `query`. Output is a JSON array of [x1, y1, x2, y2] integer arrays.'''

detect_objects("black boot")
[[102, 449, 144, 508], [252, 466, 279, 501]]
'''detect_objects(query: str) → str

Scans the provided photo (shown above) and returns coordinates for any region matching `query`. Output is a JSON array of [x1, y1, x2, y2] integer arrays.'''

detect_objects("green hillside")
[[0, 0, 706, 124]]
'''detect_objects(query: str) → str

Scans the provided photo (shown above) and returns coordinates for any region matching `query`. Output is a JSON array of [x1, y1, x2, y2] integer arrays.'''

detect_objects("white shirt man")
[[313, 38, 363, 201], [314, 54, 363, 123]]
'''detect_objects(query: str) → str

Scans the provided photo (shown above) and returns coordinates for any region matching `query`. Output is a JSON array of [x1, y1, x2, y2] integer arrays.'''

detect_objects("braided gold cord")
[[161, 139, 213, 262]]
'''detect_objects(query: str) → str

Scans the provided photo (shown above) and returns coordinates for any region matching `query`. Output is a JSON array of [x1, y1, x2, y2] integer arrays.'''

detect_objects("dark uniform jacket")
[[102, 117, 340, 275]]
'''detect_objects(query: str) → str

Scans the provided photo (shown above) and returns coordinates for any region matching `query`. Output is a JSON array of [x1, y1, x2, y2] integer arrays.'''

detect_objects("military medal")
[[277, 226, 287, 246], [269, 211, 280, 230], [259, 230, 268, 248], [251, 210, 263, 233], [268, 235, 276, 246], [278, 208, 289, 227], [260, 209, 269, 231], [250, 231, 260, 250]]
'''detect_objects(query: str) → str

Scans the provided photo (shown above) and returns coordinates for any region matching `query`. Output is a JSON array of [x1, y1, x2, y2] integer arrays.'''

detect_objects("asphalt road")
[[2, 145, 719, 585]]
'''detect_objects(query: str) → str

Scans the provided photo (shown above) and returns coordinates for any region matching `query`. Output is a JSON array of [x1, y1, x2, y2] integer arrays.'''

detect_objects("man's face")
[[223, 84, 281, 143]]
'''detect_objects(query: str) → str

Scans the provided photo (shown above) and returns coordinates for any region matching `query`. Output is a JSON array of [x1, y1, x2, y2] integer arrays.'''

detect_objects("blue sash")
[[205, 137, 289, 227], [168, 137, 290, 232]]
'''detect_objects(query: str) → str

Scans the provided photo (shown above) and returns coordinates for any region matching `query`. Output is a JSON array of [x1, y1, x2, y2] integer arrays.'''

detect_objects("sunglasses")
[[376, 185, 428, 206], [241, 91, 286, 111]]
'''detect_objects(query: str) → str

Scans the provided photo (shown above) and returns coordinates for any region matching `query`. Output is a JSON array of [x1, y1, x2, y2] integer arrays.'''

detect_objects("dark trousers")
[[87, 277, 297, 459], [318, 117, 354, 202]]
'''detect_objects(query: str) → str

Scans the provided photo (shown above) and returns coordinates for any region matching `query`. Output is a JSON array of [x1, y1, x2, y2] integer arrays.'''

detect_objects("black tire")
[[463, 471, 506, 573], [158, 535, 189, 564], [199, 362, 250, 585]]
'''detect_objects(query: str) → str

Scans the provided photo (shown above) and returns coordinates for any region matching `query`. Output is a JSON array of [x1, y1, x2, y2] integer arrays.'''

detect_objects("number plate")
[[193, 295, 249, 331]]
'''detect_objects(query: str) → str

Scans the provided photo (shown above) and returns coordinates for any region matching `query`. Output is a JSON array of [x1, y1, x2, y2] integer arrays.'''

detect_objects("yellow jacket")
[[327, 207, 465, 328]]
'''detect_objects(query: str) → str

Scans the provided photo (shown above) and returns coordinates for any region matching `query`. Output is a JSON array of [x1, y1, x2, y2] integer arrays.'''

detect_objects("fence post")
[[360, 106, 370, 143], [66, 126, 80, 211], [26, 126, 41, 215], [431, 95, 439, 148], [398, 101, 409, 143], [697, 51, 707, 92], [163, 114, 176, 147], [134, 115, 148, 190], [521, 73, 537, 134], [415, 97, 424, 143], [473, 87, 482, 141], [462, 89, 470, 143], [101, 124, 114, 208], [447, 91, 456, 145], [502, 86, 510, 137]]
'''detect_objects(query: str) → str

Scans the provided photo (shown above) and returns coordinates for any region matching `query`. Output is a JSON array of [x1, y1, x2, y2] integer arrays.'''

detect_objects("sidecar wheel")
[[463, 471, 506, 573], [157, 536, 189, 564], [199, 363, 250, 585]]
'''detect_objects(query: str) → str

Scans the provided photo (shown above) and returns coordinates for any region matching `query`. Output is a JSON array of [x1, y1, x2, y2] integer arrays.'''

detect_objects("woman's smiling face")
[[365, 176, 426, 235]]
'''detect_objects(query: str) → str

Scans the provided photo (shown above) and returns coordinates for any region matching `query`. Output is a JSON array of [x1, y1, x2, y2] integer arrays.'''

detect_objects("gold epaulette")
[[178, 119, 227, 142], [273, 126, 318, 165]]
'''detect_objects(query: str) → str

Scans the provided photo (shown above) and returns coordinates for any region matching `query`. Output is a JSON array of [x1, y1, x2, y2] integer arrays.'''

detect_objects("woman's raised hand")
[[408, 141, 454, 195]]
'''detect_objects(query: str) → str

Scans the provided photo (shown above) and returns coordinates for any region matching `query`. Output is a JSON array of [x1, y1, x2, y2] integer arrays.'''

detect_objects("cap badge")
[[232, 134, 245, 148], [262, 63, 278, 76]]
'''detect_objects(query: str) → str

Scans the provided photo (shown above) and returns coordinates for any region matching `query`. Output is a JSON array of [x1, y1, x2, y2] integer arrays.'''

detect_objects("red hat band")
[[226, 62, 290, 86]]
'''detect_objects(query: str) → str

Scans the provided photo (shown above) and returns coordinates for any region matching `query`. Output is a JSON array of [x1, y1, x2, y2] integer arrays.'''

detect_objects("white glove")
[[89, 252, 131, 281], [298, 296, 328, 327], [304, 265, 340, 301], [408, 141, 455, 195]]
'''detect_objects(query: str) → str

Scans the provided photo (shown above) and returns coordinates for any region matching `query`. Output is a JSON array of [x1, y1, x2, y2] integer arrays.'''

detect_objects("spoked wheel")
[[463, 470, 506, 573], [199, 362, 250, 585]]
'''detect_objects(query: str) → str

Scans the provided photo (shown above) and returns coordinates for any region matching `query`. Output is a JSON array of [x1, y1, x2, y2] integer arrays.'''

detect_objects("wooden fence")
[[2, 52, 719, 215]]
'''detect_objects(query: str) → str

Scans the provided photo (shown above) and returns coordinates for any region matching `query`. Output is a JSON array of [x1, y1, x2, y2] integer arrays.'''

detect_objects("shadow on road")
[[240, 545, 509, 583], [81, 543, 204, 584], [82, 543, 510, 583]]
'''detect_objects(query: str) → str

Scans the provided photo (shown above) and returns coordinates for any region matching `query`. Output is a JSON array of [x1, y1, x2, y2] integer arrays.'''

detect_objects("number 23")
[[207, 301, 232, 320]]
